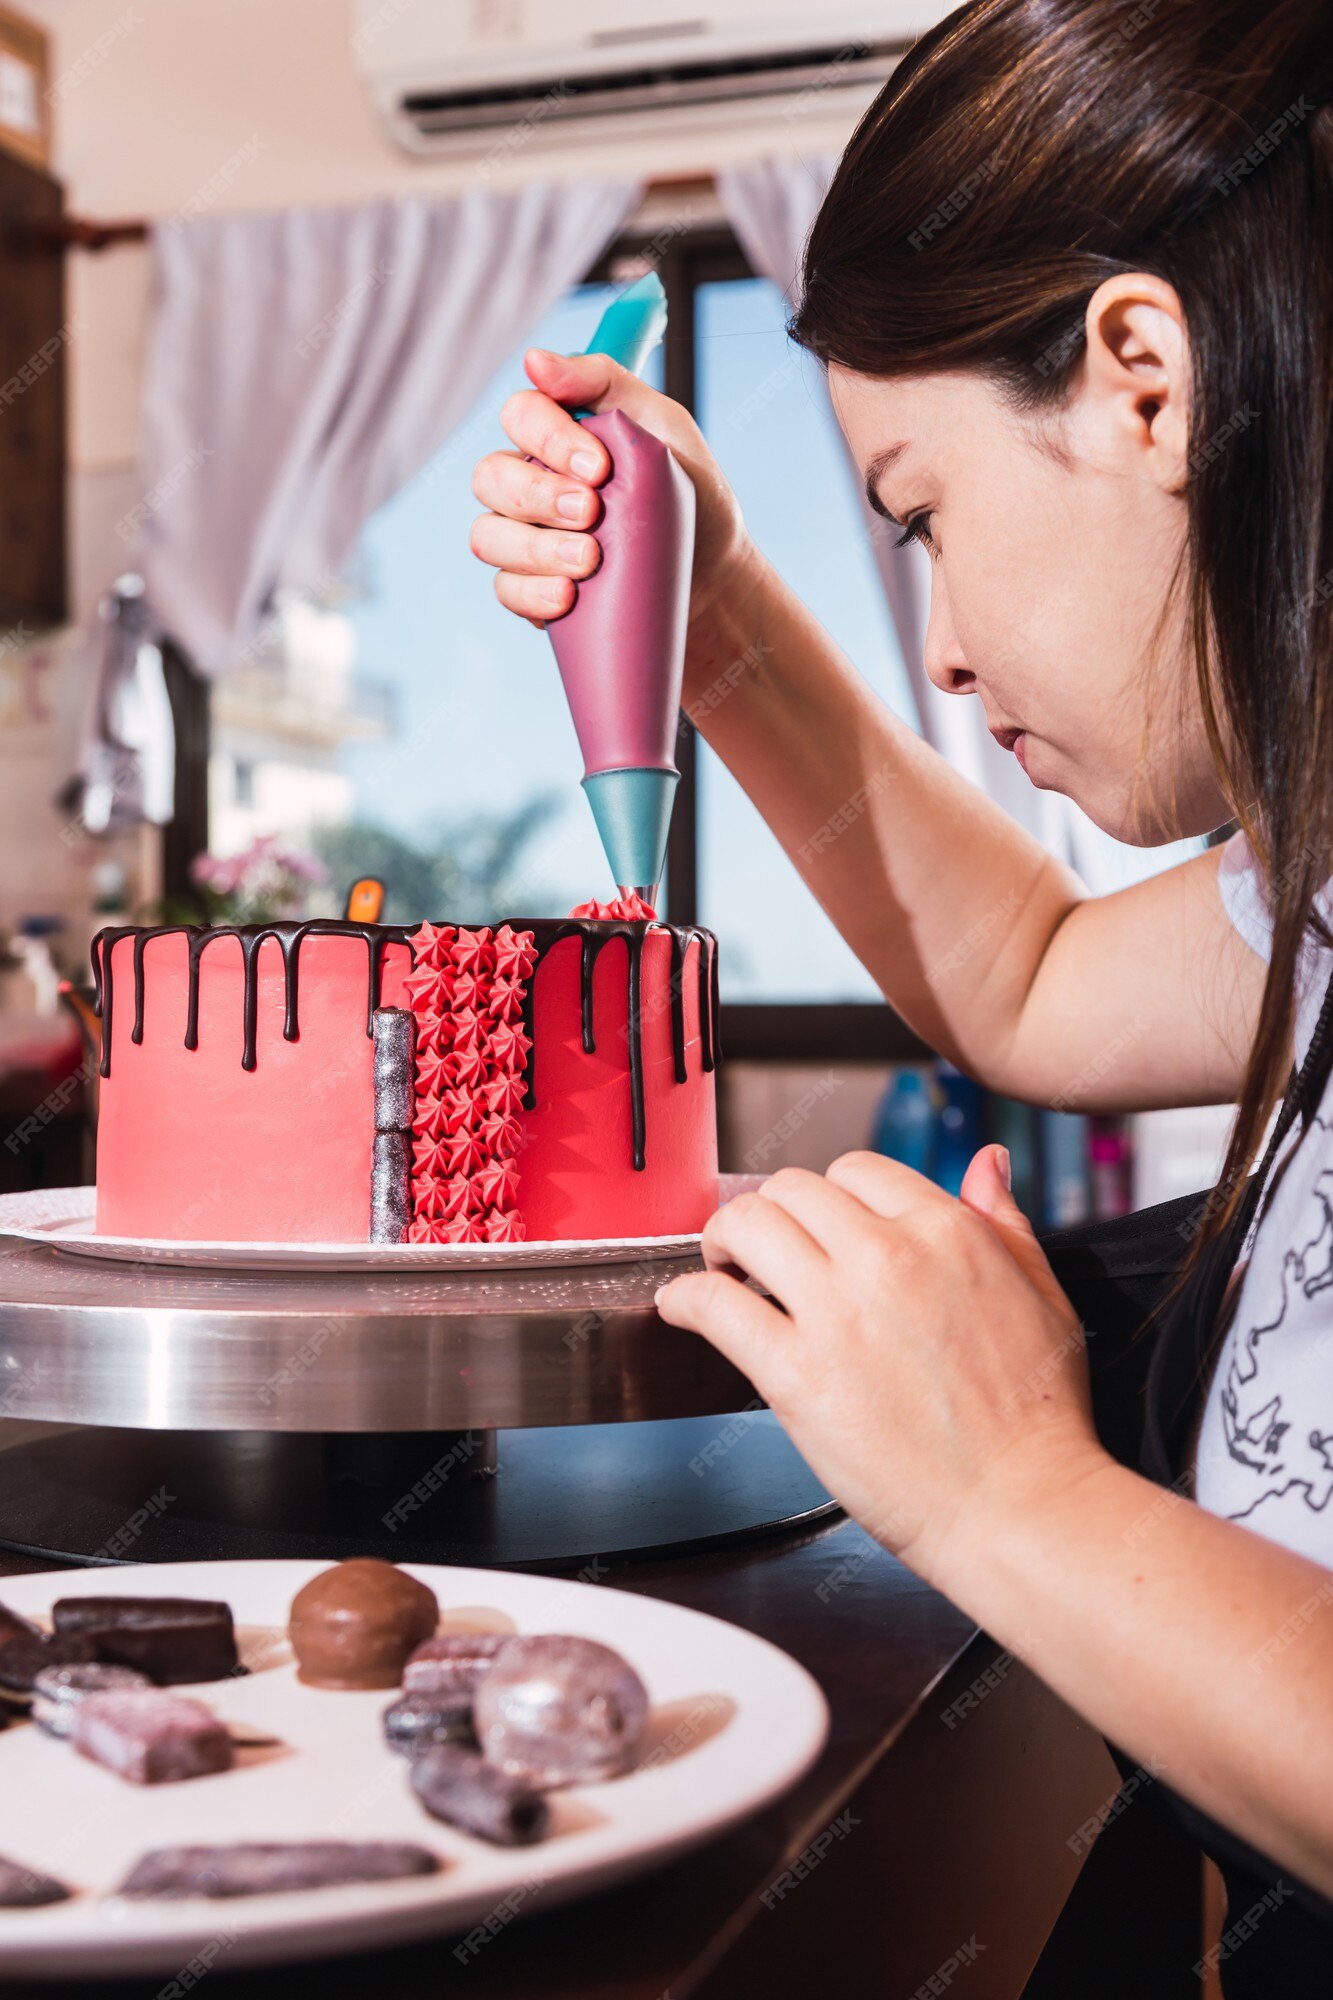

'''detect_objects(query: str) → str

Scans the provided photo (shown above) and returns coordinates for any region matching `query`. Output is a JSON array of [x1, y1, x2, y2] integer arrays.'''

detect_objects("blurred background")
[[0, 0, 1233, 1216]]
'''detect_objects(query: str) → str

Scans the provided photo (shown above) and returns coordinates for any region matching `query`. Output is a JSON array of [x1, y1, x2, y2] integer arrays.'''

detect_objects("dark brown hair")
[[792, 0, 1333, 1278]]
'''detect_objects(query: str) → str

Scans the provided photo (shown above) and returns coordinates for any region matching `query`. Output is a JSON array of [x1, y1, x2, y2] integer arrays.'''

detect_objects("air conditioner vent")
[[400, 40, 895, 141]]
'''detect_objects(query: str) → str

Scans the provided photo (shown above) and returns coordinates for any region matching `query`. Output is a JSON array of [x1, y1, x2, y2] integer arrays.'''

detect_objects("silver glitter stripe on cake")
[[371, 1007, 415, 1242], [373, 1007, 414, 1133], [371, 1130, 412, 1244]]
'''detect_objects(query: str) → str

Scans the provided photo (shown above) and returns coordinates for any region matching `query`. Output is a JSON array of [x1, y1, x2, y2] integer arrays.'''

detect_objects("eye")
[[895, 512, 939, 558]]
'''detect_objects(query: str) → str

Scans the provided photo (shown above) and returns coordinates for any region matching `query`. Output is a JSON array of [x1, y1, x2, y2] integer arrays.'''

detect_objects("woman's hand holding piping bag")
[[470, 348, 754, 631]]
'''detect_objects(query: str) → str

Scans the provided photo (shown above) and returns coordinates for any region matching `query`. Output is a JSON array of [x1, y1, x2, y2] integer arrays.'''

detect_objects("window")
[[197, 218, 1195, 1059]]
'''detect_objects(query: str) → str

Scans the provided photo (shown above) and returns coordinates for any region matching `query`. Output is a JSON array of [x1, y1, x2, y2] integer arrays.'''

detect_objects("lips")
[[989, 724, 1030, 776]]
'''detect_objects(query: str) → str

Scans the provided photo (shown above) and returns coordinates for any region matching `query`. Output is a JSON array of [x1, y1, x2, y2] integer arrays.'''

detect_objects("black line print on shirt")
[[1220, 1111, 1333, 1521]]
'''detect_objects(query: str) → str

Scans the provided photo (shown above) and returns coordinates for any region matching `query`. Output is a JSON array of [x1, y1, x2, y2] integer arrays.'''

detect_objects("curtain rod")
[[52, 171, 717, 253]]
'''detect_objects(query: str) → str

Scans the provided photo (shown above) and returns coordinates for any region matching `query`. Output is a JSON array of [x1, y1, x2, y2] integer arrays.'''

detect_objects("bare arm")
[[473, 355, 1267, 1112], [688, 546, 1264, 1109], [940, 1455, 1333, 1899]]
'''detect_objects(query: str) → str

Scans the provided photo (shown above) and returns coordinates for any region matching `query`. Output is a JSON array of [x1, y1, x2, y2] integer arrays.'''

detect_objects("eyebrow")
[[863, 442, 909, 523]]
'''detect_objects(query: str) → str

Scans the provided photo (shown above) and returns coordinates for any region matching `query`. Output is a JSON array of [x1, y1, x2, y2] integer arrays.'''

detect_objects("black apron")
[[1035, 961, 1333, 1996]]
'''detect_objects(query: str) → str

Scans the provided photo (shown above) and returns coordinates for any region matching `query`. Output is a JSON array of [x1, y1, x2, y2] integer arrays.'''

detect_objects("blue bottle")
[[870, 1066, 936, 1178]]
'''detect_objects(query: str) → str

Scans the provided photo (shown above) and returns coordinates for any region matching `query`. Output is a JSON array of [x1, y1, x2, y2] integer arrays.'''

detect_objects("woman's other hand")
[[656, 1145, 1108, 1591]]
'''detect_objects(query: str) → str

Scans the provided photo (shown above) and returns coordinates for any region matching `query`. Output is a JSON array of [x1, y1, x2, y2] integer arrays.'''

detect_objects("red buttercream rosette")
[[404, 922, 536, 1245], [567, 893, 657, 922], [482, 1210, 526, 1243]]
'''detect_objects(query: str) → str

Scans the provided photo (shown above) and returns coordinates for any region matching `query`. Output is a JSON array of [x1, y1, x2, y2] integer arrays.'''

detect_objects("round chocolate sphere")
[[474, 1634, 649, 1785], [289, 1561, 438, 1690]]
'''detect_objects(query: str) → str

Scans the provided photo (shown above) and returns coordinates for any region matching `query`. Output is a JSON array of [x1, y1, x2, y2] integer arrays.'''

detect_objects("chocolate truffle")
[[474, 1634, 649, 1786], [288, 1561, 438, 1691]]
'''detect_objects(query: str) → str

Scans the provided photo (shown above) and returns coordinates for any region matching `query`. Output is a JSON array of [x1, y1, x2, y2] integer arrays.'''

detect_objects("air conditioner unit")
[[353, 2, 937, 159]]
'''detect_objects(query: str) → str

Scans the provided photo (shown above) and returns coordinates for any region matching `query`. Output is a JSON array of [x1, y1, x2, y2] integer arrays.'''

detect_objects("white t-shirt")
[[1193, 832, 1333, 1564]]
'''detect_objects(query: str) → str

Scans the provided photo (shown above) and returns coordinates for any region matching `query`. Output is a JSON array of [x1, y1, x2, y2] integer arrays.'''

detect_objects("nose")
[[922, 569, 974, 696]]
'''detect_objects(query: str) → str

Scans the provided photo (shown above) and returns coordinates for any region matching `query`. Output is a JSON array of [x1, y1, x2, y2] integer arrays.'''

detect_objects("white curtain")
[[138, 178, 643, 674], [717, 155, 1085, 866], [75, 175, 642, 825]]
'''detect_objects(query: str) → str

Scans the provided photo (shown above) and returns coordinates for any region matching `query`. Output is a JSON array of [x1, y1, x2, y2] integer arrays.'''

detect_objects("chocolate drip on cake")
[[91, 917, 719, 1173]]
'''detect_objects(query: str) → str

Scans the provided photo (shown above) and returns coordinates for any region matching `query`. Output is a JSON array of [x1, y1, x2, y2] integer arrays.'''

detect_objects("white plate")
[[0, 1185, 751, 1272], [0, 1558, 827, 1978]]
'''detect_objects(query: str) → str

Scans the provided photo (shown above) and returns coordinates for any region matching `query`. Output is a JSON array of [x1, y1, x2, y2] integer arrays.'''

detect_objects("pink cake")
[[92, 912, 719, 1245]]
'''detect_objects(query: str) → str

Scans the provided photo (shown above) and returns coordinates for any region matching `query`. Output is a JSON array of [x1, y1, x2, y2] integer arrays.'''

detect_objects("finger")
[[753, 1166, 873, 1260], [493, 568, 574, 625], [501, 384, 611, 482], [959, 1145, 1072, 1314], [700, 1191, 828, 1311], [825, 1148, 954, 1222], [524, 347, 659, 429], [472, 450, 601, 531], [469, 512, 600, 582], [655, 1268, 788, 1377]]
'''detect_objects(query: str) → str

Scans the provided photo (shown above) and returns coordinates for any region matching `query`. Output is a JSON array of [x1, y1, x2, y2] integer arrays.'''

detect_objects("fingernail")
[[570, 449, 601, 479], [542, 579, 568, 609], [557, 535, 588, 567], [556, 490, 587, 520], [997, 1145, 1012, 1190]]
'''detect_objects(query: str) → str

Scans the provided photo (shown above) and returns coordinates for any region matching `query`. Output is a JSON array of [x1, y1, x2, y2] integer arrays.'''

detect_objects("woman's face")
[[828, 357, 1232, 844]]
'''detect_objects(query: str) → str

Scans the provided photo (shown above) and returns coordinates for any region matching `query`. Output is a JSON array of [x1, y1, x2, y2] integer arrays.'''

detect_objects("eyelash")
[[895, 513, 938, 558]]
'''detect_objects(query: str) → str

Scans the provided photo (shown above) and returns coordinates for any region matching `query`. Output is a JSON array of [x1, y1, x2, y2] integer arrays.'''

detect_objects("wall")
[[1, 0, 861, 968]]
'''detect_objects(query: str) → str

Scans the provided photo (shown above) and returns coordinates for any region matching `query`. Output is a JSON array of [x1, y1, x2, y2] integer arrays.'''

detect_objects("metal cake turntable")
[[0, 1233, 835, 1569]]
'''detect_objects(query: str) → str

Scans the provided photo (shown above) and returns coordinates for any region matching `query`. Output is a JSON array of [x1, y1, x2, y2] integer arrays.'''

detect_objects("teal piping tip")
[[583, 767, 678, 904]]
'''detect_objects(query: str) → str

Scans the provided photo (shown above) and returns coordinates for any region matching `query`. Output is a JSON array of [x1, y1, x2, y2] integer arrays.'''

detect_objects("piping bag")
[[543, 272, 696, 908]]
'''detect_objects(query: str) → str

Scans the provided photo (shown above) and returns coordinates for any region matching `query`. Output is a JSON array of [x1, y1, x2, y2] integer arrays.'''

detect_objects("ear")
[[1082, 274, 1191, 495]]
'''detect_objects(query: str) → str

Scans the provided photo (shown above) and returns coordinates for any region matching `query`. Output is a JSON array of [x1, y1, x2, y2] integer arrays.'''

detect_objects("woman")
[[470, 0, 1332, 1985]]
